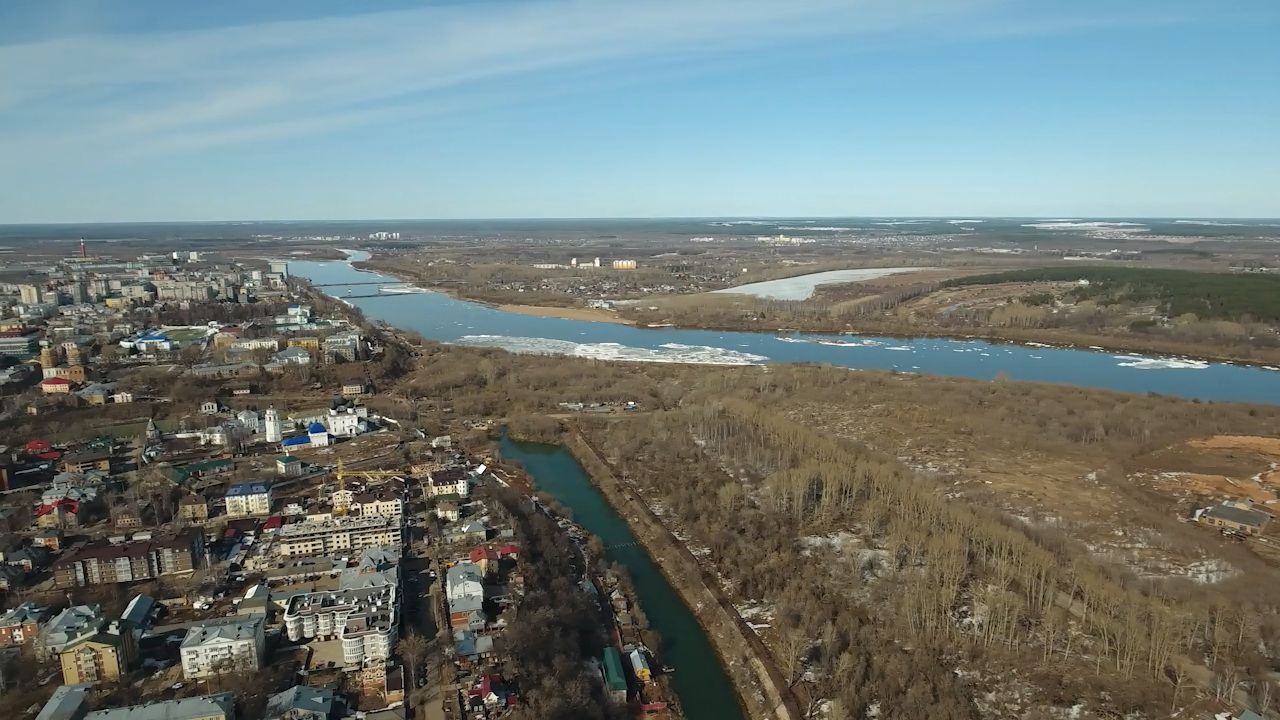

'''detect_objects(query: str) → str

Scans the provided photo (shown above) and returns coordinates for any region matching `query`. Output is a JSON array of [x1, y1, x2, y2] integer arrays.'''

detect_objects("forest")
[[945, 267, 1280, 324]]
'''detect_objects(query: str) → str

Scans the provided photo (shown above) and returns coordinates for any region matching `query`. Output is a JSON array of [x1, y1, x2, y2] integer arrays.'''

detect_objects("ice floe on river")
[[453, 335, 768, 365]]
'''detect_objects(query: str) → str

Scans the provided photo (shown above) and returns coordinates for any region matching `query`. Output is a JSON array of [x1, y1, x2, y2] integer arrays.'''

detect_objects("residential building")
[[155, 281, 216, 302], [59, 620, 135, 685], [265, 686, 337, 720], [84, 693, 235, 720], [178, 494, 209, 523], [179, 616, 265, 679], [53, 532, 204, 588], [42, 365, 88, 383], [351, 484, 404, 519], [286, 336, 320, 351], [0, 602, 49, 647], [229, 338, 279, 353], [224, 482, 271, 518], [322, 331, 365, 364], [188, 362, 257, 379], [39, 605, 106, 659], [340, 383, 365, 397], [446, 561, 485, 632], [1200, 500, 1272, 535], [427, 467, 470, 498], [435, 501, 460, 523], [283, 582, 398, 669], [274, 515, 402, 558], [0, 330, 40, 357], [62, 449, 112, 474]]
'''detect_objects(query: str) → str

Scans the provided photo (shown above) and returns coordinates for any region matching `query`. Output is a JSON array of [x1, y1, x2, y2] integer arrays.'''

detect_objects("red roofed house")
[[40, 377, 75, 395], [468, 545, 500, 575], [497, 544, 519, 560], [468, 674, 511, 709]]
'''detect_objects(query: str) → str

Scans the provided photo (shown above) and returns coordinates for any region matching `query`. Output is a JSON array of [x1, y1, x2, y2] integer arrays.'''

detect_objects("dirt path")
[[566, 427, 802, 720]]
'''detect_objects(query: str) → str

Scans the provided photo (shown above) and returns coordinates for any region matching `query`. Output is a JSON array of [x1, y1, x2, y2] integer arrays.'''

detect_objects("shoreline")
[[345, 255, 1279, 371], [562, 429, 802, 720]]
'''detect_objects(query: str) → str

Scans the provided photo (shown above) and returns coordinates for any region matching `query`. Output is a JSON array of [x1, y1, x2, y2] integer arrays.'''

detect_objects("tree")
[[399, 629, 428, 685]]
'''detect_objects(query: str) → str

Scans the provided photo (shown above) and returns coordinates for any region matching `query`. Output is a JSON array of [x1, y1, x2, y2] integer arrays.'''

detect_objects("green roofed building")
[[602, 647, 627, 703]]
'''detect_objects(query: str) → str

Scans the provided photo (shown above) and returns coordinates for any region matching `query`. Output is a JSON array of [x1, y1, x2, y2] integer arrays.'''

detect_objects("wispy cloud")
[[0, 0, 1222, 161], [0, 0, 1001, 158]]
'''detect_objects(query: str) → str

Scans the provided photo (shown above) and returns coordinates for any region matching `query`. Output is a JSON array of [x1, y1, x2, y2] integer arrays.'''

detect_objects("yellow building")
[[59, 622, 135, 685], [287, 336, 320, 350]]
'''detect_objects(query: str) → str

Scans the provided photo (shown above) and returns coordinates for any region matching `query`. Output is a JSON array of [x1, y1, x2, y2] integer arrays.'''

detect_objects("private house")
[[35, 528, 65, 551], [436, 500, 460, 523], [224, 482, 271, 518], [0, 602, 49, 647], [1199, 499, 1272, 536], [179, 616, 265, 679], [446, 561, 486, 632], [179, 494, 209, 523], [340, 383, 365, 397], [427, 467, 470, 498]]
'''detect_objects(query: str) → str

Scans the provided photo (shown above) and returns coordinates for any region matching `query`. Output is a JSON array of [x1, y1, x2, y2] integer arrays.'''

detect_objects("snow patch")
[[452, 335, 768, 365]]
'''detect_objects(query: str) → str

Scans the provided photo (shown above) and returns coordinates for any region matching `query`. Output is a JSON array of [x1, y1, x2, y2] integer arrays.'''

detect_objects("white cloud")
[[0, 0, 994, 158]]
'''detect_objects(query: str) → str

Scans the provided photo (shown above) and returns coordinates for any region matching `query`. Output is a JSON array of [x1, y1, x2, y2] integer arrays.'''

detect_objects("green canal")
[[498, 434, 746, 720]]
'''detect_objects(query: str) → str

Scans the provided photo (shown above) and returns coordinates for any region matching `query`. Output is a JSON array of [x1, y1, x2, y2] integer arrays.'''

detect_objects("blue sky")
[[1, 0, 1277, 222]]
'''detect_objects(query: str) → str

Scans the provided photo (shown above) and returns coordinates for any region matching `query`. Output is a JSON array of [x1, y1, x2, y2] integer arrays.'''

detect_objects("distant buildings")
[[179, 616, 265, 679]]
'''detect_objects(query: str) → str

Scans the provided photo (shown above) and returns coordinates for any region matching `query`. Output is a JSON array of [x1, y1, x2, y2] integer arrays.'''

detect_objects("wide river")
[[290, 254, 1280, 405]]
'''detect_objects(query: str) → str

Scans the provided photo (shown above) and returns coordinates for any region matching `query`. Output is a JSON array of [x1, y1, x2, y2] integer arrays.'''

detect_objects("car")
[[171, 682, 185, 690]]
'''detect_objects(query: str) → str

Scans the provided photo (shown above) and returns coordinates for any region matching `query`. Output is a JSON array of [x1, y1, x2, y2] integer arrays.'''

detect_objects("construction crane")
[[330, 458, 405, 515]]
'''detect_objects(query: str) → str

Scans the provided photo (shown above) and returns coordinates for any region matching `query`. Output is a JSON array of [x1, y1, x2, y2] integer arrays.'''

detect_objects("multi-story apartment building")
[[322, 331, 365, 364], [224, 482, 271, 518], [59, 620, 135, 685], [38, 605, 104, 659], [427, 466, 470, 498], [283, 547, 398, 669], [350, 482, 405, 519], [52, 532, 204, 589], [179, 616, 265, 679], [155, 281, 216, 302], [274, 515, 402, 558]]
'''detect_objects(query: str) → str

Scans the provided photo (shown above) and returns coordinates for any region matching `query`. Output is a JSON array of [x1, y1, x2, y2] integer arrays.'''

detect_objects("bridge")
[[312, 281, 410, 287]]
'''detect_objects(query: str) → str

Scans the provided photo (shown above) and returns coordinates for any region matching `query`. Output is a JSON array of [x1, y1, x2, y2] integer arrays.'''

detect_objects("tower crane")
[[330, 458, 405, 515]]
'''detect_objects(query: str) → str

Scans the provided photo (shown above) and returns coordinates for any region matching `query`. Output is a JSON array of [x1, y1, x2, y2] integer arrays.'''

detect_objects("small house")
[[276, 455, 303, 477], [1199, 500, 1272, 536]]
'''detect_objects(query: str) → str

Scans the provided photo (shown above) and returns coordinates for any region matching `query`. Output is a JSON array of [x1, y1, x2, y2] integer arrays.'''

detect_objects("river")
[[289, 253, 1280, 404], [498, 434, 744, 720]]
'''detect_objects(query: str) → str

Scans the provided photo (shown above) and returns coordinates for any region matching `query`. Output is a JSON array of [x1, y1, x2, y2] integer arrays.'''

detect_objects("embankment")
[[564, 429, 802, 720]]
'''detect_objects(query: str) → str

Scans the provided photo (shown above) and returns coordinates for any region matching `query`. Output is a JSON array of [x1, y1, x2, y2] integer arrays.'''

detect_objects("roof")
[[35, 684, 93, 720], [226, 482, 270, 497], [137, 333, 170, 341], [602, 648, 627, 692], [181, 615, 263, 648], [0, 601, 48, 627], [281, 435, 311, 447], [121, 594, 156, 628], [1205, 503, 1271, 528], [307, 421, 327, 434], [40, 377, 73, 386], [63, 448, 110, 463], [277, 455, 302, 464], [84, 693, 235, 720], [266, 685, 335, 719]]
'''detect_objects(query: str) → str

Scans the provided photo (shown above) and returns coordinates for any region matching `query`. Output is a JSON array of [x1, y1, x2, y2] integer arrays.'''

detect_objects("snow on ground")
[[713, 267, 936, 301]]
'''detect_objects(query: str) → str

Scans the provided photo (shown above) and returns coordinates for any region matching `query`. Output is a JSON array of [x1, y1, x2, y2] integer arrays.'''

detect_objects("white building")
[[235, 409, 260, 434], [307, 422, 330, 447], [325, 407, 367, 438], [282, 548, 399, 669], [264, 407, 283, 443], [179, 616, 265, 679], [224, 483, 271, 518], [427, 467, 469, 498]]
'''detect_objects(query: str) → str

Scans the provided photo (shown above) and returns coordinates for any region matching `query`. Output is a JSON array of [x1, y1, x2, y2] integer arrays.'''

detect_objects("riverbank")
[[496, 302, 632, 324], [562, 429, 802, 720]]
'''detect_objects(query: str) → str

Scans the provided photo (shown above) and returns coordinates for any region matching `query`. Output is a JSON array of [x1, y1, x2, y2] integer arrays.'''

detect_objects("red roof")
[[36, 450, 63, 461], [262, 515, 282, 530], [40, 377, 73, 386], [497, 544, 519, 557], [25, 439, 51, 452], [36, 498, 79, 517], [469, 545, 499, 563]]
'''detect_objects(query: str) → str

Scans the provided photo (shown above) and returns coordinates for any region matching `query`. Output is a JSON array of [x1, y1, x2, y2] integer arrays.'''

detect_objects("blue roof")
[[226, 482, 269, 497], [281, 435, 310, 447], [307, 421, 327, 433], [138, 333, 169, 341]]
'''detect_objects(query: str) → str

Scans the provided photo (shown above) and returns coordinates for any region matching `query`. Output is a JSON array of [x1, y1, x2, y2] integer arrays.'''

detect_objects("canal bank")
[[499, 430, 799, 720]]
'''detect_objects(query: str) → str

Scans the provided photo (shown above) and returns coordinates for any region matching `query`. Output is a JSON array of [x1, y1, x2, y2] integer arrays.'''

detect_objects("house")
[[83, 693, 236, 720], [0, 602, 49, 647], [322, 332, 365, 363], [453, 629, 495, 665], [38, 605, 105, 659], [628, 648, 652, 683], [229, 386, 252, 397], [601, 647, 627, 703], [59, 620, 135, 685], [467, 673, 512, 710], [340, 383, 365, 397], [75, 383, 114, 406], [167, 458, 233, 486], [113, 507, 144, 530], [35, 527, 65, 551], [34, 683, 92, 720], [40, 377, 76, 394], [446, 561, 485, 632], [268, 346, 312, 368], [276, 455, 303, 478], [6, 543, 52, 572], [469, 545, 500, 575], [179, 616, 265, 678], [286, 336, 320, 351], [179, 493, 209, 523], [225, 482, 271, 518], [265, 686, 338, 720], [436, 500, 460, 523], [200, 401, 220, 415], [1199, 500, 1272, 535]]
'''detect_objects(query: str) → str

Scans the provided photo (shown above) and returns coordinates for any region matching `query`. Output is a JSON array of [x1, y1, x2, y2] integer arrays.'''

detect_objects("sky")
[[1, 0, 1278, 222]]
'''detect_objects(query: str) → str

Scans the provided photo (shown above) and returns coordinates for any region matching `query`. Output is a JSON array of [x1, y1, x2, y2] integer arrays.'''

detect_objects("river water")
[[290, 254, 1280, 404], [498, 434, 744, 720]]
